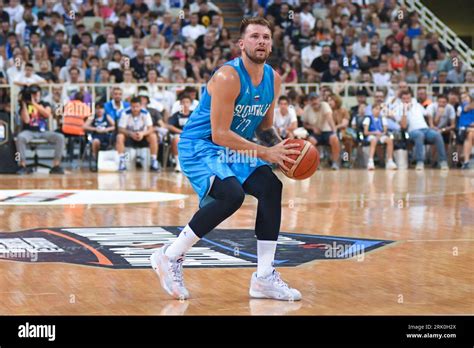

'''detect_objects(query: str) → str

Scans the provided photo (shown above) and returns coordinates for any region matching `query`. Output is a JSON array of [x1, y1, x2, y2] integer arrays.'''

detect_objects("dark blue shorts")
[[309, 131, 335, 145]]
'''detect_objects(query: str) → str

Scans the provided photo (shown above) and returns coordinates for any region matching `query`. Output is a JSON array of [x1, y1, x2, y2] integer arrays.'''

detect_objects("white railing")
[[2, 82, 473, 132], [400, 0, 474, 68]]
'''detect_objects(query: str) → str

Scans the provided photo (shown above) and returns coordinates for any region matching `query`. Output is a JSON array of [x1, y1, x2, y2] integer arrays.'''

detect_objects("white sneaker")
[[440, 161, 449, 171], [249, 269, 302, 301], [150, 245, 189, 300], [367, 159, 375, 170], [415, 162, 424, 171], [386, 159, 397, 170]]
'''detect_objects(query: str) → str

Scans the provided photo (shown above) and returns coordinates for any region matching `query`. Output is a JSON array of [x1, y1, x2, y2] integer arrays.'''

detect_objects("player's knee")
[[226, 186, 245, 211]]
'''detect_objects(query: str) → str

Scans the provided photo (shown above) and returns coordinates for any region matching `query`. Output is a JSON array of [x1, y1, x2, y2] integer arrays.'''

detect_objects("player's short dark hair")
[[130, 96, 141, 104], [437, 94, 448, 101], [25, 63, 34, 68], [95, 102, 104, 109], [278, 95, 289, 103], [69, 67, 80, 74], [240, 17, 273, 37]]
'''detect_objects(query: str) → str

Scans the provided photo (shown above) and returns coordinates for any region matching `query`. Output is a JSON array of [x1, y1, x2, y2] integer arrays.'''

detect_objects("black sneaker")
[[50, 166, 65, 174], [90, 159, 98, 172], [17, 166, 33, 175]]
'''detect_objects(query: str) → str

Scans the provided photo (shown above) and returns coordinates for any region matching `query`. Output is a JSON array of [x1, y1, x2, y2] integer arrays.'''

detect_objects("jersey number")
[[236, 118, 251, 132]]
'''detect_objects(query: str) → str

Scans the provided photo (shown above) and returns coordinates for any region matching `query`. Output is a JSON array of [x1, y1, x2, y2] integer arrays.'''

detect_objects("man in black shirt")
[[130, 46, 147, 81], [307, 45, 331, 82], [114, 13, 134, 38], [321, 59, 341, 83], [367, 42, 381, 69], [15, 85, 65, 175]]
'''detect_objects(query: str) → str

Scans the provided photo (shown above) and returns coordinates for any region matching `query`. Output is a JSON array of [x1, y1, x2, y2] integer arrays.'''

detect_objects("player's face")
[[240, 24, 272, 64], [97, 107, 104, 117]]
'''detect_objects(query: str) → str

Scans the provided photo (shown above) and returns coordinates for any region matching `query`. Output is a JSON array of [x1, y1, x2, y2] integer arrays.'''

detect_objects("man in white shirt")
[[59, 55, 85, 83], [273, 96, 298, 139], [353, 31, 370, 59], [181, 13, 207, 42], [116, 96, 160, 172], [301, 39, 322, 70], [372, 61, 391, 86], [13, 63, 45, 87], [99, 34, 123, 61], [5, 0, 24, 25], [300, 2, 315, 29], [123, 37, 150, 60], [396, 90, 449, 170]]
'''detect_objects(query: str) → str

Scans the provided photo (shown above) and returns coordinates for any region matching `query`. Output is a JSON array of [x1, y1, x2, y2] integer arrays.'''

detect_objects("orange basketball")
[[279, 139, 319, 180]]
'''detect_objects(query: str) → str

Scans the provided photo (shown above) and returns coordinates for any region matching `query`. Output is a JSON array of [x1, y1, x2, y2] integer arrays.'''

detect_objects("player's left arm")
[[256, 69, 283, 147]]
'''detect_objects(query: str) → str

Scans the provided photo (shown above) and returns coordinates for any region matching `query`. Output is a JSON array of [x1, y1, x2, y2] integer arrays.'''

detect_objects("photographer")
[[15, 85, 65, 175]]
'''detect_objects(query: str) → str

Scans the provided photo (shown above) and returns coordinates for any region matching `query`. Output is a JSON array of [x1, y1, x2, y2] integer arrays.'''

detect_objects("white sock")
[[151, 154, 157, 161], [257, 240, 277, 278], [165, 225, 200, 258]]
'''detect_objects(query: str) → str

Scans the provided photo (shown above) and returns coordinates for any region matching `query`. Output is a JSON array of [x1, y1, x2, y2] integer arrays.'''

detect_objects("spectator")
[[397, 90, 449, 170], [302, 93, 340, 170], [353, 31, 370, 59], [328, 93, 355, 166], [15, 85, 65, 175], [167, 93, 194, 172], [363, 103, 397, 170], [99, 34, 123, 61], [388, 42, 407, 72], [105, 87, 130, 122], [402, 58, 420, 84], [124, 37, 150, 60], [171, 87, 199, 114], [182, 13, 207, 42], [372, 61, 391, 86], [116, 96, 160, 172], [424, 33, 446, 64], [308, 45, 331, 82], [301, 38, 322, 71], [457, 93, 474, 169], [426, 94, 456, 147], [273, 96, 298, 139], [447, 60, 467, 84], [130, 46, 147, 81], [277, 59, 298, 83], [416, 87, 432, 108], [120, 69, 138, 101], [144, 24, 166, 49], [113, 13, 134, 39], [83, 102, 115, 172], [13, 62, 45, 87], [59, 55, 85, 83], [340, 43, 360, 75], [321, 59, 341, 83]]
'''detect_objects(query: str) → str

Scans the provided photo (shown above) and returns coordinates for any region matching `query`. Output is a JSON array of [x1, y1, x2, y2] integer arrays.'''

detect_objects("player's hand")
[[264, 139, 301, 172], [136, 132, 144, 141]]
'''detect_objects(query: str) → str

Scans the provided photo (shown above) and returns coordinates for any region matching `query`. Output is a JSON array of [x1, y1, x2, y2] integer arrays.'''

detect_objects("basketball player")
[[151, 18, 302, 301]]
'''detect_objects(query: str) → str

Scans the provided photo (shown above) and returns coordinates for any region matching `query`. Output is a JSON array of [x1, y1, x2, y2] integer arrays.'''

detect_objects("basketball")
[[279, 139, 320, 180]]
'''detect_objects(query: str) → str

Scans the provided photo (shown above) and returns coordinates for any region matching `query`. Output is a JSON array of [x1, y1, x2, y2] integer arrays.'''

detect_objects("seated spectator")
[[308, 45, 331, 82], [426, 94, 456, 154], [15, 85, 65, 175], [13, 62, 46, 87], [363, 103, 397, 170], [388, 42, 407, 72], [120, 69, 138, 101], [167, 93, 193, 172], [116, 97, 160, 172], [182, 13, 207, 42], [171, 87, 199, 114], [367, 42, 382, 69], [372, 61, 391, 86], [144, 24, 166, 49], [83, 102, 115, 172], [402, 58, 420, 84], [328, 93, 355, 166], [353, 31, 370, 59], [273, 96, 298, 140], [340, 43, 360, 76], [99, 34, 123, 61], [416, 87, 433, 108], [396, 90, 449, 170], [302, 93, 340, 170], [277, 59, 298, 83], [457, 93, 474, 169], [105, 87, 130, 122], [322, 59, 341, 83], [447, 60, 467, 84], [59, 55, 85, 83], [423, 33, 446, 64], [113, 13, 134, 39]]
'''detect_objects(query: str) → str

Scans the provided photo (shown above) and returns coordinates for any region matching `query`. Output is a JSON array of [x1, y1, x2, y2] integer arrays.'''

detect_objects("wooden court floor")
[[0, 168, 472, 315]]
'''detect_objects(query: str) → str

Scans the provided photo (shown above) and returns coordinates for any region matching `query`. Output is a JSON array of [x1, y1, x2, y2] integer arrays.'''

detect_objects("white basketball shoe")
[[150, 245, 189, 300], [249, 269, 302, 301]]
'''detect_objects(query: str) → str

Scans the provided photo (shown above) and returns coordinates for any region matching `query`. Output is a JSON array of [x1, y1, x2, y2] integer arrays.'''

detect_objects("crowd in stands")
[[0, 0, 472, 175]]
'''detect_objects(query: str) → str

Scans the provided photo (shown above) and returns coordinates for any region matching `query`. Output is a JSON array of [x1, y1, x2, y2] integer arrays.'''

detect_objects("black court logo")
[[0, 227, 393, 268]]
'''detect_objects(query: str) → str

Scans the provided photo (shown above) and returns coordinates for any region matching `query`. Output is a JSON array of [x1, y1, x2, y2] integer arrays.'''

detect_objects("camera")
[[19, 85, 41, 104]]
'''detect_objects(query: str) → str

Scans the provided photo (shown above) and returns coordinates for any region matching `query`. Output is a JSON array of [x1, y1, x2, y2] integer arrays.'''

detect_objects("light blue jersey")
[[181, 57, 274, 141], [178, 57, 275, 207]]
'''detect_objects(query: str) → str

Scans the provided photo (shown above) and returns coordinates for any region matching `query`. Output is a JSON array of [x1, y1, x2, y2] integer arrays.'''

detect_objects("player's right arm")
[[209, 66, 299, 170]]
